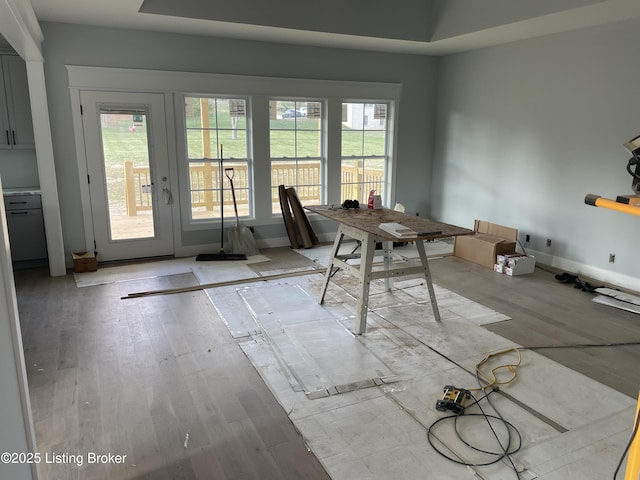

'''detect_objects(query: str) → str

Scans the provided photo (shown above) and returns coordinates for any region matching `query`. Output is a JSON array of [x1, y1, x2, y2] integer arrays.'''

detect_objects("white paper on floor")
[[593, 294, 640, 315], [191, 259, 259, 285], [192, 261, 264, 337], [237, 283, 398, 398], [366, 277, 511, 326], [74, 254, 270, 287], [74, 257, 195, 287], [236, 280, 637, 480]]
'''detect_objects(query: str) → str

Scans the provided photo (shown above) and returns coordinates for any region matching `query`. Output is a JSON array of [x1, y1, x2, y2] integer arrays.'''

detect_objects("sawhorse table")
[[305, 206, 473, 334]]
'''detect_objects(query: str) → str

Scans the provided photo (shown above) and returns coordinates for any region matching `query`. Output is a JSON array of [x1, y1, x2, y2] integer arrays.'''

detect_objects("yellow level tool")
[[585, 194, 640, 217]]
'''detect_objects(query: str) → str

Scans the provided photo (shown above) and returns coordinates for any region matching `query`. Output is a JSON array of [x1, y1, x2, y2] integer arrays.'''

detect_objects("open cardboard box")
[[454, 220, 517, 269], [495, 253, 536, 276], [72, 251, 98, 273]]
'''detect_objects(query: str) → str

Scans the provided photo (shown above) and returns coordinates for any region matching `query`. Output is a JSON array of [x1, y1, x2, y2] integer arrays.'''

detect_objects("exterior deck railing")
[[124, 160, 383, 215]]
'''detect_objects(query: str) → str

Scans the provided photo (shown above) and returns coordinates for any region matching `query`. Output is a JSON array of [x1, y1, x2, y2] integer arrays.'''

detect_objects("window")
[[341, 102, 388, 204], [71, 67, 401, 243], [184, 96, 250, 220], [269, 99, 323, 213]]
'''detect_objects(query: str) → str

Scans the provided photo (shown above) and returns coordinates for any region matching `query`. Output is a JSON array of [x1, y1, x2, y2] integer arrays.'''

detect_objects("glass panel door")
[[99, 110, 155, 240], [81, 91, 174, 262]]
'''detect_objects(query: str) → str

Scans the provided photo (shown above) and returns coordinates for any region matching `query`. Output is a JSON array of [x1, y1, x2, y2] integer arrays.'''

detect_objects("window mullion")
[[250, 96, 271, 220]]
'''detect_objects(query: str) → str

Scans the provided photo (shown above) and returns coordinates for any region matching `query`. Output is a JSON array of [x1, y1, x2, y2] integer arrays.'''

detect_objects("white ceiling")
[[13, 0, 640, 55]]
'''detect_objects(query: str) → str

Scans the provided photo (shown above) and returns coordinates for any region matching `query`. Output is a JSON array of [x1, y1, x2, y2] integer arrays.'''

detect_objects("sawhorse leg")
[[320, 226, 345, 305], [354, 233, 376, 334], [415, 239, 441, 322], [382, 240, 393, 292]]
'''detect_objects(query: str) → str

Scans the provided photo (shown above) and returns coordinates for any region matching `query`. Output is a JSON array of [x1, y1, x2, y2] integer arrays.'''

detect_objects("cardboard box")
[[454, 220, 517, 269], [72, 251, 98, 273], [498, 254, 536, 275]]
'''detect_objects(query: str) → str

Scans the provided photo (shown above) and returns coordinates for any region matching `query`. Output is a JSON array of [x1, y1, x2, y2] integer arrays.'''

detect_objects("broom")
[[196, 144, 247, 261]]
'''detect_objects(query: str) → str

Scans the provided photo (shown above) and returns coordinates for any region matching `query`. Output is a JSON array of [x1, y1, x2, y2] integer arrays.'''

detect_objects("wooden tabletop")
[[305, 205, 473, 241]]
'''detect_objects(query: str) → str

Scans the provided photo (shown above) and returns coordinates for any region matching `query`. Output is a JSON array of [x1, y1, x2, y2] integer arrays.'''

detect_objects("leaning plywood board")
[[288, 187, 319, 245], [286, 187, 314, 248], [278, 184, 299, 248]]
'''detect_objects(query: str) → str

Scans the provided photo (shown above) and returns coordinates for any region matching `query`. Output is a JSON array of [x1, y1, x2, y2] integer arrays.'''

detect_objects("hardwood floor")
[[15, 259, 330, 480], [13, 247, 640, 479], [427, 255, 640, 399]]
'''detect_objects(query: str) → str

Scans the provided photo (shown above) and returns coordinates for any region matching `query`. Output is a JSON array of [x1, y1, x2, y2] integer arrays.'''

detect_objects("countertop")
[[3, 187, 41, 196]]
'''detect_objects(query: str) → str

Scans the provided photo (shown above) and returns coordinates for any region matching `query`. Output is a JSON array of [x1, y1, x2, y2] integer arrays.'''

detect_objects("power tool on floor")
[[436, 385, 471, 414]]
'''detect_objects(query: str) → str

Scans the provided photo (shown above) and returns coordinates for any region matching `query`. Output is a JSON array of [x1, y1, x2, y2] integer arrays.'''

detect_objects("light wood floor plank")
[[17, 247, 638, 479], [428, 255, 640, 398], [15, 268, 330, 480]]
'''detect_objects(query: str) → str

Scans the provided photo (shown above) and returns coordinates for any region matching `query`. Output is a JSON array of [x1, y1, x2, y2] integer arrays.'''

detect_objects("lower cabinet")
[[4, 194, 48, 263]]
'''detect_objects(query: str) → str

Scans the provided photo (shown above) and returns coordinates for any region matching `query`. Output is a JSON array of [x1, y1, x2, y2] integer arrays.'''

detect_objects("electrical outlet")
[[609, 253, 616, 263], [525, 234, 530, 243], [546, 238, 552, 247]]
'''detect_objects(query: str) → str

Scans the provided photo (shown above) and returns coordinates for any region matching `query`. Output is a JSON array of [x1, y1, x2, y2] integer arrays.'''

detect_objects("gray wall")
[[40, 18, 639, 288], [0, 149, 39, 188], [40, 22, 438, 256], [430, 0, 602, 40], [0, 173, 37, 480], [433, 18, 640, 289]]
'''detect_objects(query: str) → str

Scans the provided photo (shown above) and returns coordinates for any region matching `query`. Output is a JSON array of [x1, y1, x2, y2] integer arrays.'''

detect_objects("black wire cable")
[[427, 413, 521, 467], [521, 341, 640, 350], [516, 239, 527, 257], [426, 389, 523, 477], [513, 343, 640, 478], [473, 385, 522, 479], [613, 409, 640, 479], [627, 156, 640, 183]]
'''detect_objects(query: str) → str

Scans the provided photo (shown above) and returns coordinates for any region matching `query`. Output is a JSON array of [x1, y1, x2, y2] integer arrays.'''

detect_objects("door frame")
[[70, 88, 181, 262]]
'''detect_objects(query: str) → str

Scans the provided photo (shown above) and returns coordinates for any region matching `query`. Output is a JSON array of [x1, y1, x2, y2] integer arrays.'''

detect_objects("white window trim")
[[176, 94, 254, 231], [67, 66, 401, 232], [339, 100, 395, 206], [269, 97, 326, 212]]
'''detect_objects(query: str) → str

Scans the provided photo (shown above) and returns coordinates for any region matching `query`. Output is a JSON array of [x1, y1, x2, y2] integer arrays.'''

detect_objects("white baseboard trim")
[[526, 248, 640, 293], [179, 241, 639, 292], [175, 232, 337, 259], [253, 232, 337, 249]]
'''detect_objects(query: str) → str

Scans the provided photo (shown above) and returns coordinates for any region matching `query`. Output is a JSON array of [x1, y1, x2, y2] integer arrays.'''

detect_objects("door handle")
[[12, 131, 16, 145], [5, 130, 9, 145]]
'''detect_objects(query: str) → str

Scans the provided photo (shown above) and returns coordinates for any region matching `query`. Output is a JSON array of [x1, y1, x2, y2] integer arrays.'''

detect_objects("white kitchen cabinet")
[[0, 55, 35, 150]]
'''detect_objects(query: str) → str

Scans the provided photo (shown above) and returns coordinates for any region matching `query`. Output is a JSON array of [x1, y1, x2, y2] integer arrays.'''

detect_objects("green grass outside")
[[101, 109, 387, 212]]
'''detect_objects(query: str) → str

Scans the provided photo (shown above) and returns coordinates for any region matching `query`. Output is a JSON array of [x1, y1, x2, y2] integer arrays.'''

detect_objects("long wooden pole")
[[121, 267, 326, 300]]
